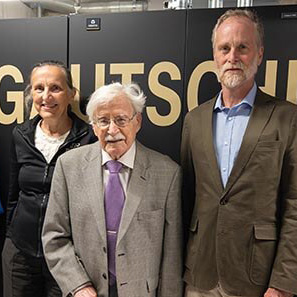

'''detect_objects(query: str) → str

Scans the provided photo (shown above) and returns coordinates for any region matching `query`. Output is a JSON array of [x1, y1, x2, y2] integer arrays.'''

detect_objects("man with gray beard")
[[181, 9, 297, 297]]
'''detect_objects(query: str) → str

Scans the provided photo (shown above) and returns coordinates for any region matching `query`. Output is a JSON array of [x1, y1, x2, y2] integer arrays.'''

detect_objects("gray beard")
[[219, 59, 258, 89]]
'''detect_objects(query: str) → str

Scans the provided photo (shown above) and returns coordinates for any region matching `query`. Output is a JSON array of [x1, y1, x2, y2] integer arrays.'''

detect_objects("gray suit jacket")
[[181, 89, 297, 296], [42, 141, 183, 297]]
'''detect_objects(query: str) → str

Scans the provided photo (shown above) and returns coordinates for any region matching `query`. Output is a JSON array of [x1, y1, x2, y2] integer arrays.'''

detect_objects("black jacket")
[[6, 112, 97, 257]]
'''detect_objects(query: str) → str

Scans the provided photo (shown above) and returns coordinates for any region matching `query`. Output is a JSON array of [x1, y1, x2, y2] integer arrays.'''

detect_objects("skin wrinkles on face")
[[92, 94, 142, 160], [31, 65, 74, 123], [213, 16, 263, 93]]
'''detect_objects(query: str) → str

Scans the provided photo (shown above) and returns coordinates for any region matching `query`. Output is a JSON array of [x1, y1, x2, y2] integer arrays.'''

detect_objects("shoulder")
[[58, 141, 100, 165], [256, 89, 297, 116], [70, 112, 94, 134], [13, 115, 40, 134], [12, 115, 41, 143], [70, 112, 88, 128], [68, 112, 97, 144], [136, 142, 180, 172], [184, 96, 216, 122]]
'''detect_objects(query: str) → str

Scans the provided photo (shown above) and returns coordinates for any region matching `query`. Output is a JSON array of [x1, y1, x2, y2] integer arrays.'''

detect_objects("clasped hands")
[[264, 288, 293, 297], [74, 286, 97, 297]]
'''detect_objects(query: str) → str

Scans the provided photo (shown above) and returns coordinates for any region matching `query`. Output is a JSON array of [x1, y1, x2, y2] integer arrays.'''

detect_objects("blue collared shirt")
[[213, 83, 257, 187]]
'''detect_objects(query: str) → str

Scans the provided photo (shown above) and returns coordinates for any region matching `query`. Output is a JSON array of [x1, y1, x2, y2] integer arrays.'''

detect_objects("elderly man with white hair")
[[42, 82, 183, 297]]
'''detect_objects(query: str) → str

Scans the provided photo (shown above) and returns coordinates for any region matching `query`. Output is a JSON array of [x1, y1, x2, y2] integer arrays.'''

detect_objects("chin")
[[106, 148, 125, 159], [222, 75, 245, 89], [39, 112, 59, 120]]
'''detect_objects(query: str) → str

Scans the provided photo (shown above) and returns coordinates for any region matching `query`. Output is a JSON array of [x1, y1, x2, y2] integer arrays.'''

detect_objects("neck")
[[221, 80, 254, 108], [40, 114, 72, 138]]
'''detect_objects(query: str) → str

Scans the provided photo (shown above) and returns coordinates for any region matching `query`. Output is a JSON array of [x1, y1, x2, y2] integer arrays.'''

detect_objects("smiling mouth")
[[41, 103, 58, 109]]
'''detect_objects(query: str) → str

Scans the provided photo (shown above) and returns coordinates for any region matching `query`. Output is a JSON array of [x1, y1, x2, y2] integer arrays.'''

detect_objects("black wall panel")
[[69, 10, 187, 163]]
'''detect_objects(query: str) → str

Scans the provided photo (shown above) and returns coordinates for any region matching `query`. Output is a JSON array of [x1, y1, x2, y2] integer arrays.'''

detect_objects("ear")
[[257, 46, 264, 66], [92, 123, 99, 138], [135, 113, 142, 133], [66, 89, 76, 106], [72, 88, 77, 98]]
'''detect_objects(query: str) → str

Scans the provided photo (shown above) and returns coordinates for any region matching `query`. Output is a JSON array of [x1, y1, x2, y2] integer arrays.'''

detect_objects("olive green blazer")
[[181, 89, 297, 296]]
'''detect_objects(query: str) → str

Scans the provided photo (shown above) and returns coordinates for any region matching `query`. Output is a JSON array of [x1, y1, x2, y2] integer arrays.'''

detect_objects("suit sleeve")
[[158, 165, 183, 297], [42, 157, 92, 296], [269, 108, 297, 295]]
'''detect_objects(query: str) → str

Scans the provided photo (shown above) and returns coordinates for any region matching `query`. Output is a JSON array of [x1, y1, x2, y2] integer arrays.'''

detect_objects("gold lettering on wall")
[[110, 63, 145, 84], [0, 65, 24, 124], [286, 60, 297, 104], [259, 60, 278, 96], [1, 60, 296, 126], [187, 61, 217, 111], [95, 64, 105, 89], [71, 64, 88, 121], [147, 61, 181, 126]]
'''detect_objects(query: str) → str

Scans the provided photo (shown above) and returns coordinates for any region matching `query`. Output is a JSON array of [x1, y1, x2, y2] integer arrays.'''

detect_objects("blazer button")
[[102, 273, 107, 279], [220, 199, 227, 205], [103, 247, 107, 253]]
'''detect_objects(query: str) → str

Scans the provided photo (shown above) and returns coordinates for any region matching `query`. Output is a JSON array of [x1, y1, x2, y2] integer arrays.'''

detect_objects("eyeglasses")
[[94, 113, 137, 128]]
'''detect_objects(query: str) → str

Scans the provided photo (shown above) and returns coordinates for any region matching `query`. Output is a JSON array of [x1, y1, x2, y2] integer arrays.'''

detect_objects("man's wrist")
[[71, 282, 93, 296]]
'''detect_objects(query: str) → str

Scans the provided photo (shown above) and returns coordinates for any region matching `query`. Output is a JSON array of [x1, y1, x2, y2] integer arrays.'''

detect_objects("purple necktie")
[[104, 160, 125, 285]]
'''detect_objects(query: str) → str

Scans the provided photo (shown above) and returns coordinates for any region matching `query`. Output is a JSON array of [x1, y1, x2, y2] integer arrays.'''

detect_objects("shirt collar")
[[214, 82, 257, 111], [101, 141, 136, 169]]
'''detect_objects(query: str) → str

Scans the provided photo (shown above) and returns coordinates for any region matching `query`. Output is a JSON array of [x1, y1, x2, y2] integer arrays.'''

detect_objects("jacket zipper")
[[37, 193, 48, 257], [37, 163, 49, 257], [18, 127, 89, 257]]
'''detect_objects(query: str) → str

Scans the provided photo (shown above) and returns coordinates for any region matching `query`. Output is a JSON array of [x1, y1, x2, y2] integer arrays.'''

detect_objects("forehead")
[[215, 16, 257, 45], [95, 94, 134, 115], [31, 65, 66, 84]]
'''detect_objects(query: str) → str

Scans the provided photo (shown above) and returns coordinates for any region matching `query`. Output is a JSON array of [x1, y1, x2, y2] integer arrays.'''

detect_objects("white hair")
[[86, 82, 146, 123]]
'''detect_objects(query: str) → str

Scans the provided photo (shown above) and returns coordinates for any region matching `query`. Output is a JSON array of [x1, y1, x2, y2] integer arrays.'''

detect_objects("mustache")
[[222, 62, 244, 72], [105, 133, 126, 142]]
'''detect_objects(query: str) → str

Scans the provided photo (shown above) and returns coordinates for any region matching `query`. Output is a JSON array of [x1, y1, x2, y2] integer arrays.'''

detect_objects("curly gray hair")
[[86, 82, 146, 123]]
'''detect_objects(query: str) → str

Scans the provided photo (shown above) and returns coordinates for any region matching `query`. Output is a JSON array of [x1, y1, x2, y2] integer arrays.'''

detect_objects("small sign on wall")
[[86, 18, 101, 31]]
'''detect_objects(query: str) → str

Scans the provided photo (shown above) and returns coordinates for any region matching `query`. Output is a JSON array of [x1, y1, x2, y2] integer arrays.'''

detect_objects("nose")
[[42, 88, 51, 100], [107, 120, 120, 135], [228, 47, 239, 64]]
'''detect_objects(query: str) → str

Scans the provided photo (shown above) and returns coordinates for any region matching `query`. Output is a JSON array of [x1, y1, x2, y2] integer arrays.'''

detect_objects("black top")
[[6, 112, 97, 257]]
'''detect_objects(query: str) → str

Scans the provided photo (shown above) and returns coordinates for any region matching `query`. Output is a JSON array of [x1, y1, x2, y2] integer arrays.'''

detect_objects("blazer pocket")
[[189, 214, 199, 232], [185, 216, 199, 270], [252, 141, 282, 181], [137, 209, 164, 245], [255, 140, 282, 151], [146, 276, 159, 293], [137, 209, 163, 221], [250, 224, 278, 285]]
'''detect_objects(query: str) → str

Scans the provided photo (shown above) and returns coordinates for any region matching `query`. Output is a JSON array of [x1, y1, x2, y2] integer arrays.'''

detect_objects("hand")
[[264, 288, 293, 297], [74, 286, 97, 297]]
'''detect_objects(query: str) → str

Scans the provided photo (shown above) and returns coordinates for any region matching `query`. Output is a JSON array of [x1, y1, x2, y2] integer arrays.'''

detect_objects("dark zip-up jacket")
[[6, 112, 97, 257]]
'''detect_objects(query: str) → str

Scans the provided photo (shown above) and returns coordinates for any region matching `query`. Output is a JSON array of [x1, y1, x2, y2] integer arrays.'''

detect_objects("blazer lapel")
[[222, 89, 276, 197], [117, 141, 148, 246], [202, 97, 224, 193], [82, 142, 107, 242]]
